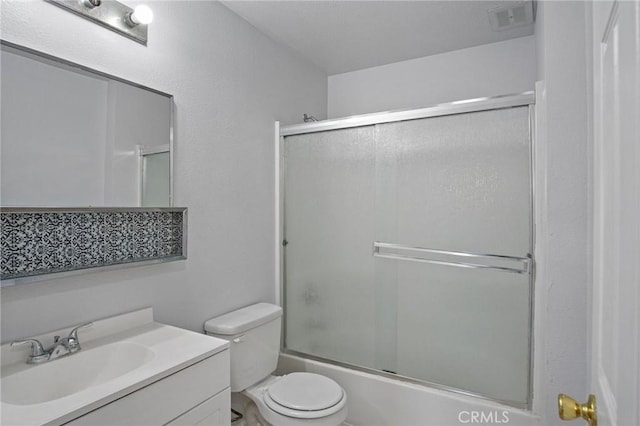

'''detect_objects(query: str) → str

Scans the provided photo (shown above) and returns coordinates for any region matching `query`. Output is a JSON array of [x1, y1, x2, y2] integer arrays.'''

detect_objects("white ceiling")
[[221, 1, 535, 75]]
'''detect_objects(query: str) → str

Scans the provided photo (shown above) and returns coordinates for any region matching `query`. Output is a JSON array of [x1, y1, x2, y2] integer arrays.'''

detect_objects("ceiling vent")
[[488, 1, 534, 31]]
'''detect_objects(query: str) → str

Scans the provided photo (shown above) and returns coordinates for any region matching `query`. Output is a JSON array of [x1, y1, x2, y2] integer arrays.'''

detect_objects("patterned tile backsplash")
[[1, 208, 186, 283]]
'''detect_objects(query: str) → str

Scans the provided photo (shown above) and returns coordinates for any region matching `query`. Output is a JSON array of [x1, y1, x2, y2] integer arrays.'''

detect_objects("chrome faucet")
[[10, 322, 93, 364]]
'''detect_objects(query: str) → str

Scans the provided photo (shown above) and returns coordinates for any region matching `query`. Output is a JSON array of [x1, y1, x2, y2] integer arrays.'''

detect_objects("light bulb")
[[129, 5, 153, 25]]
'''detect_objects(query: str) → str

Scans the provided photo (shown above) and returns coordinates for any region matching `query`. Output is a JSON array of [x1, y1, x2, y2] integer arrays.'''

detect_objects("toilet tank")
[[204, 303, 282, 392]]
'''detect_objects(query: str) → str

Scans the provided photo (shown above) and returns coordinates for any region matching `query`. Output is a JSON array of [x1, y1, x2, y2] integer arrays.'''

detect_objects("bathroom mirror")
[[0, 41, 174, 207]]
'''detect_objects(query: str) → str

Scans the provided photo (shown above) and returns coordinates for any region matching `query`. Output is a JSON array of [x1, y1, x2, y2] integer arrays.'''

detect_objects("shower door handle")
[[372, 241, 532, 275]]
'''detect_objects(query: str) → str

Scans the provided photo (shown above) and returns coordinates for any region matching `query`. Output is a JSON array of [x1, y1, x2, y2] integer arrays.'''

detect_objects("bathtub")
[[276, 354, 540, 426]]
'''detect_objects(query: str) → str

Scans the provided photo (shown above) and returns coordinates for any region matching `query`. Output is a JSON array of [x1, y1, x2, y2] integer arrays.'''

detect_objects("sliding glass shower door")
[[282, 104, 533, 406]]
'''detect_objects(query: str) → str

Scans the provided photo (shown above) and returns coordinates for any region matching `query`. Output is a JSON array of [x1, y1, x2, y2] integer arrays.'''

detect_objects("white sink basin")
[[1, 341, 154, 405], [0, 308, 229, 426]]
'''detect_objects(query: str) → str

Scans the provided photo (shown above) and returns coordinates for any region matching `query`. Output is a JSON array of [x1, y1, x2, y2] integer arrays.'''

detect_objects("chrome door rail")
[[280, 92, 535, 136], [373, 242, 532, 275]]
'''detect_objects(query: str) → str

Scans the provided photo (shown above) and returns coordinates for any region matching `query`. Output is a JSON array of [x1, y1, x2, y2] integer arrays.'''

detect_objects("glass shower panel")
[[374, 107, 531, 255], [391, 261, 530, 403], [283, 104, 532, 406], [374, 106, 531, 404], [284, 126, 377, 369]]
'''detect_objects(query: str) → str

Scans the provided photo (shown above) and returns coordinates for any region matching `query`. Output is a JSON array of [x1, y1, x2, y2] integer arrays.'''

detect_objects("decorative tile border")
[[0, 208, 187, 285]]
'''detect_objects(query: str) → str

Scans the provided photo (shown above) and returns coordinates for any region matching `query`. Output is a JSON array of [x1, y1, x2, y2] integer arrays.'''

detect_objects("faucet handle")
[[10, 339, 48, 363], [67, 322, 93, 347], [68, 322, 93, 339]]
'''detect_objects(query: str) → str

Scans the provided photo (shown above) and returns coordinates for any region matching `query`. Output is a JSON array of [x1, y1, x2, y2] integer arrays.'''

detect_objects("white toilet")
[[205, 303, 348, 426]]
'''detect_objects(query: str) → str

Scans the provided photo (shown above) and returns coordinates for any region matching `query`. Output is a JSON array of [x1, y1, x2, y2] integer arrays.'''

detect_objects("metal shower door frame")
[[275, 91, 536, 410]]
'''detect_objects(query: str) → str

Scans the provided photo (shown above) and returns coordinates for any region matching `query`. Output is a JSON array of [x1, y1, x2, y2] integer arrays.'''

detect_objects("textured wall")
[[0, 0, 327, 342], [328, 36, 536, 118], [533, 1, 589, 424]]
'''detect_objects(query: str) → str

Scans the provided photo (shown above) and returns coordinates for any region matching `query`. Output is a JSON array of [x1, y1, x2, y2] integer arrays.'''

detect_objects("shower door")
[[282, 102, 533, 407]]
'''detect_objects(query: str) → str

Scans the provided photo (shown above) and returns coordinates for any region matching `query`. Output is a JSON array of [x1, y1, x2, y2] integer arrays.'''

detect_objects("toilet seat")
[[262, 373, 346, 419]]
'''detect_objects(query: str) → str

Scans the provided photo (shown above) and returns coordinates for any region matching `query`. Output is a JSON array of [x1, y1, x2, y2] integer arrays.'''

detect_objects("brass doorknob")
[[558, 394, 597, 426]]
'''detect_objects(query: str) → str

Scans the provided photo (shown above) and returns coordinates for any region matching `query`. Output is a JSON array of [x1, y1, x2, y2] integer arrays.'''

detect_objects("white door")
[[590, 1, 640, 425]]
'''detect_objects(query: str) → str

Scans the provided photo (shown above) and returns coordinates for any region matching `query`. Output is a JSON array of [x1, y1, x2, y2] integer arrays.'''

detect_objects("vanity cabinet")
[[166, 389, 230, 426], [66, 349, 230, 426]]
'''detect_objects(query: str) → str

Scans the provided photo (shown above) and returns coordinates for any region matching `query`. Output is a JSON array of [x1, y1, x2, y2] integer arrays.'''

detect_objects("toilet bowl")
[[243, 373, 347, 426], [204, 303, 348, 426]]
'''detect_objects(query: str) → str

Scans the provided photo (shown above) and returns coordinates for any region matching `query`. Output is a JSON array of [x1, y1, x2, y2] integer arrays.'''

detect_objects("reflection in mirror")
[[140, 147, 171, 207], [0, 41, 173, 207]]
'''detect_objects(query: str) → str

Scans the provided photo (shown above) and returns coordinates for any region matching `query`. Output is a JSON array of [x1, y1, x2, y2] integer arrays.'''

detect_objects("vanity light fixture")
[[46, 0, 153, 45], [80, 0, 101, 9]]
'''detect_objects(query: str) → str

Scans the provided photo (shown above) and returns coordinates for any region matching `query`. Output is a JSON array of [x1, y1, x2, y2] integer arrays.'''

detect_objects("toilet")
[[205, 303, 348, 426]]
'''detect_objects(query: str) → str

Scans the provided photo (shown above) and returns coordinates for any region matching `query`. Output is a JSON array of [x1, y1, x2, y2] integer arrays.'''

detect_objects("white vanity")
[[0, 309, 230, 425]]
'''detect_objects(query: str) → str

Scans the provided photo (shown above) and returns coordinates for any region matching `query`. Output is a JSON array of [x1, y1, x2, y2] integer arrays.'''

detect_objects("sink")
[[1, 341, 154, 405], [1, 308, 229, 426]]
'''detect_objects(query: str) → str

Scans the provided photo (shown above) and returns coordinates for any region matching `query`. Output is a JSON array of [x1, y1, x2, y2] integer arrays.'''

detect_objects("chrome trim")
[[0, 207, 186, 213], [274, 122, 283, 307], [280, 133, 289, 350], [526, 103, 536, 410], [280, 92, 535, 136], [137, 145, 144, 206], [0, 40, 171, 97], [181, 206, 189, 260], [281, 350, 529, 410], [373, 242, 532, 275], [140, 144, 170, 156], [0, 255, 186, 287], [45, 0, 149, 45], [169, 99, 175, 207], [12, 322, 93, 364]]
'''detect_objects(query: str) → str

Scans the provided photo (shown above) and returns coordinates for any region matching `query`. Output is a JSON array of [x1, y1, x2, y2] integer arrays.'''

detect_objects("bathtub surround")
[[277, 354, 539, 426], [0, 208, 186, 283]]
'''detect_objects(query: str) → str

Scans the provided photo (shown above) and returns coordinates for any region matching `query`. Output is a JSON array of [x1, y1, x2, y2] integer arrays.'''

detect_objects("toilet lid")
[[266, 373, 344, 413]]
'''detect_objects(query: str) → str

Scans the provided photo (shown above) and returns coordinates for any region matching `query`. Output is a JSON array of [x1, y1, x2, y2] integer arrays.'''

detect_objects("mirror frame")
[[0, 41, 184, 287]]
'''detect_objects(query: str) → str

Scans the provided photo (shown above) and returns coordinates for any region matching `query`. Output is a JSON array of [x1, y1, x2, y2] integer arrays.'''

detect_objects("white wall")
[[0, 1, 327, 342], [328, 35, 536, 118], [533, 1, 589, 424]]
